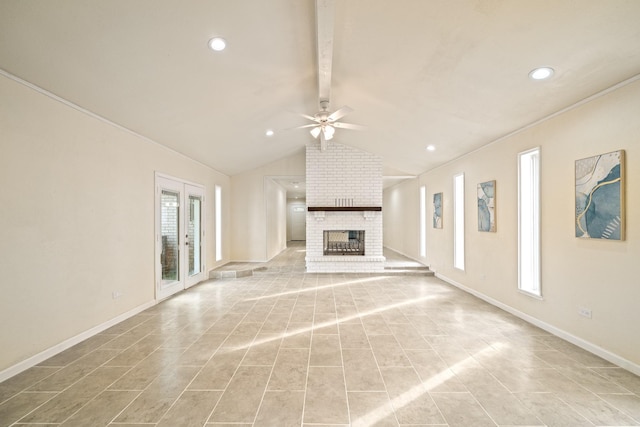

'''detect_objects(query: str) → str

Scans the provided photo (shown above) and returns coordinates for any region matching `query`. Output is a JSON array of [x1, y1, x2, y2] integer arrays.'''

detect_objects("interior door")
[[156, 175, 206, 300], [290, 204, 306, 241]]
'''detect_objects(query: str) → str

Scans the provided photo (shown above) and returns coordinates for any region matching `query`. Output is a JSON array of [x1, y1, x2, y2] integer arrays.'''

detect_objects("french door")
[[155, 174, 206, 300]]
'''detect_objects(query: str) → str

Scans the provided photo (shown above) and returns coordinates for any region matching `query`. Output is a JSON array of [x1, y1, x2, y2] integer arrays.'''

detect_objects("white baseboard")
[[436, 273, 640, 377], [0, 300, 156, 383]]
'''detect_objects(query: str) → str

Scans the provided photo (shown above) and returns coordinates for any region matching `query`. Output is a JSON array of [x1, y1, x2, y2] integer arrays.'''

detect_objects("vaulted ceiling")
[[2, 0, 640, 178]]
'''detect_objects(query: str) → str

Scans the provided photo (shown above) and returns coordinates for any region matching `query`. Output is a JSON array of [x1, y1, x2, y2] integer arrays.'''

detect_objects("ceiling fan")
[[297, 0, 363, 151], [297, 100, 364, 150]]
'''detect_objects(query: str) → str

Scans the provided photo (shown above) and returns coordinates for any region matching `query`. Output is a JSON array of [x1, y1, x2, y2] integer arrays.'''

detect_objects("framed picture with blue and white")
[[433, 192, 443, 229], [477, 180, 496, 232], [575, 149, 625, 240]]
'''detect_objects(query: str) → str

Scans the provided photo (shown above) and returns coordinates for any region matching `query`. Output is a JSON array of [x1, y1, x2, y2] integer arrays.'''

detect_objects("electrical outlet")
[[112, 291, 124, 299], [578, 307, 592, 319]]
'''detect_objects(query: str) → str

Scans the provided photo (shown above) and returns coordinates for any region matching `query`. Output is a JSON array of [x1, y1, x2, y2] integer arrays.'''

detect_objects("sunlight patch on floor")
[[352, 342, 507, 426], [244, 276, 389, 302], [222, 294, 441, 353]]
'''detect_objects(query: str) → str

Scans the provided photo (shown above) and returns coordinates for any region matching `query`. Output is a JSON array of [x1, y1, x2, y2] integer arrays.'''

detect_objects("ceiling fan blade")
[[299, 113, 318, 122], [333, 122, 366, 131], [289, 123, 319, 130], [327, 105, 354, 122]]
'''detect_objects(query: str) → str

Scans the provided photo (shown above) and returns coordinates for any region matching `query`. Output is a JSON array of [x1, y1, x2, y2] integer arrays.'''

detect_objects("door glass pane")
[[188, 195, 202, 276], [161, 190, 180, 282]]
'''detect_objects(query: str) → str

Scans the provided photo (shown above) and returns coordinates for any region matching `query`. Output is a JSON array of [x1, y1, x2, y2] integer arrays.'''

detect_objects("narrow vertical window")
[[215, 185, 222, 262], [453, 173, 465, 270], [420, 185, 427, 257], [518, 148, 541, 296]]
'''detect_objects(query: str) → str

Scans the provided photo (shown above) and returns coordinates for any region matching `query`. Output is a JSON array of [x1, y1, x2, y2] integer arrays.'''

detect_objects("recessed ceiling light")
[[529, 67, 554, 80], [265, 129, 274, 137], [208, 37, 226, 51], [426, 145, 436, 151]]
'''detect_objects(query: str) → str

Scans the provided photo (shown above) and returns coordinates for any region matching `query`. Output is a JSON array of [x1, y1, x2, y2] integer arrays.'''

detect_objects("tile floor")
[[1, 243, 639, 426]]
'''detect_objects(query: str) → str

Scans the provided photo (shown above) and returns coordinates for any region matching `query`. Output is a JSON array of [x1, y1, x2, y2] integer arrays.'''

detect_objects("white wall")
[[383, 178, 419, 259], [0, 74, 231, 374], [265, 178, 287, 260], [230, 152, 305, 261], [383, 78, 640, 371]]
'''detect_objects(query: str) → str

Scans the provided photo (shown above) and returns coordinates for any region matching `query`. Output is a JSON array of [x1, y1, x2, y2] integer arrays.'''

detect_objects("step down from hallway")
[[210, 264, 434, 278], [382, 266, 435, 276], [209, 263, 266, 279]]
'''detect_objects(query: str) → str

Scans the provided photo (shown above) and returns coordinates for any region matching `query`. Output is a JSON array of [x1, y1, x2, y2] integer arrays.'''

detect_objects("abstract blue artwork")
[[477, 180, 496, 232], [433, 192, 442, 229], [575, 150, 625, 240]]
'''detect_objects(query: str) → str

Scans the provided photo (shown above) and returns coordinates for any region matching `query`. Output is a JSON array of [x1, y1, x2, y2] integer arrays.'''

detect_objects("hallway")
[[1, 244, 639, 426]]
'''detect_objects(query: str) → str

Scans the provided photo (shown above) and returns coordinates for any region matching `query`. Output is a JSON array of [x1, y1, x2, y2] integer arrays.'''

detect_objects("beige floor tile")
[[313, 311, 340, 334], [404, 349, 466, 393], [114, 366, 200, 423], [559, 390, 639, 426], [343, 348, 386, 391], [19, 366, 129, 423], [379, 367, 445, 425], [27, 364, 96, 392], [303, 366, 349, 424], [176, 333, 227, 366], [254, 390, 304, 427], [103, 339, 162, 367], [268, 348, 309, 391], [348, 391, 399, 426], [241, 335, 282, 366], [369, 335, 412, 367], [0, 367, 59, 402], [590, 367, 640, 393], [59, 390, 139, 427], [290, 307, 315, 323], [109, 347, 186, 391], [209, 365, 271, 423], [597, 393, 640, 422], [310, 334, 342, 366], [361, 314, 393, 335], [339, 323, 370, 349], [558, 366, 631, 394], [191, 347, 247, 391], [473, 391, 543, 425], [514, 391, 594, 426], [282, 323, 312, 348], [430, 392, 495, 427], [0, 392, 56, 426], [156, 390, 221, 427], [452, 367, 510, 394], [387, 323, 431, 349]]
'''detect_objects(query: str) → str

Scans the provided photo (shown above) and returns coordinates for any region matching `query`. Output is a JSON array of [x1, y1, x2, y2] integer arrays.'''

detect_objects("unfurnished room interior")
[[1, 0, 639, 426]]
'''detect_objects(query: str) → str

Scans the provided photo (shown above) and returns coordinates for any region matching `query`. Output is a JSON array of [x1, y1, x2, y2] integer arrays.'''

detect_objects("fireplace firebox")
[[323, 230, 365, 256]]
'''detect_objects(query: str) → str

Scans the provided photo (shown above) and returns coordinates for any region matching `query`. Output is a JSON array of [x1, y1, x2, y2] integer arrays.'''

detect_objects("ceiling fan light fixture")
[[426, 145, 436, 151], [265, 129, 274, 137], [208, 37, 227, 51], [310, 127, 321, 138], [529, 66, 554, 80], [324, 125, 335, 140]]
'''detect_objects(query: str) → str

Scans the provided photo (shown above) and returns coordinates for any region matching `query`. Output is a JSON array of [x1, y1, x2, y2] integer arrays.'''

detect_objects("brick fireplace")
[[305, 142, 385, 272]]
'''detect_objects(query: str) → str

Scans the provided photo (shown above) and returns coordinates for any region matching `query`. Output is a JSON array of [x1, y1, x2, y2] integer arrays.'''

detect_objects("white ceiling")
[[2, 0, 640, 179]]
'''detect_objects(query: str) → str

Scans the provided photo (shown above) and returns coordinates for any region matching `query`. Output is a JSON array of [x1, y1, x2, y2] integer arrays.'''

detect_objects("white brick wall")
[[305, 142, 385, 272]]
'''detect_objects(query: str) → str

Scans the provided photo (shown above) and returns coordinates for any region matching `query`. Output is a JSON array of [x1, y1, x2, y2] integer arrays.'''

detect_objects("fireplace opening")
[[323, 230, 365, 256]]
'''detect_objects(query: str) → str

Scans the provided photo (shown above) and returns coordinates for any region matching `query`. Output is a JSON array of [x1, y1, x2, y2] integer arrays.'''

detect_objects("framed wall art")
[[433, 192, 443, 229], [575, 149, 625, 240], [477, 180, 496, 232]]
